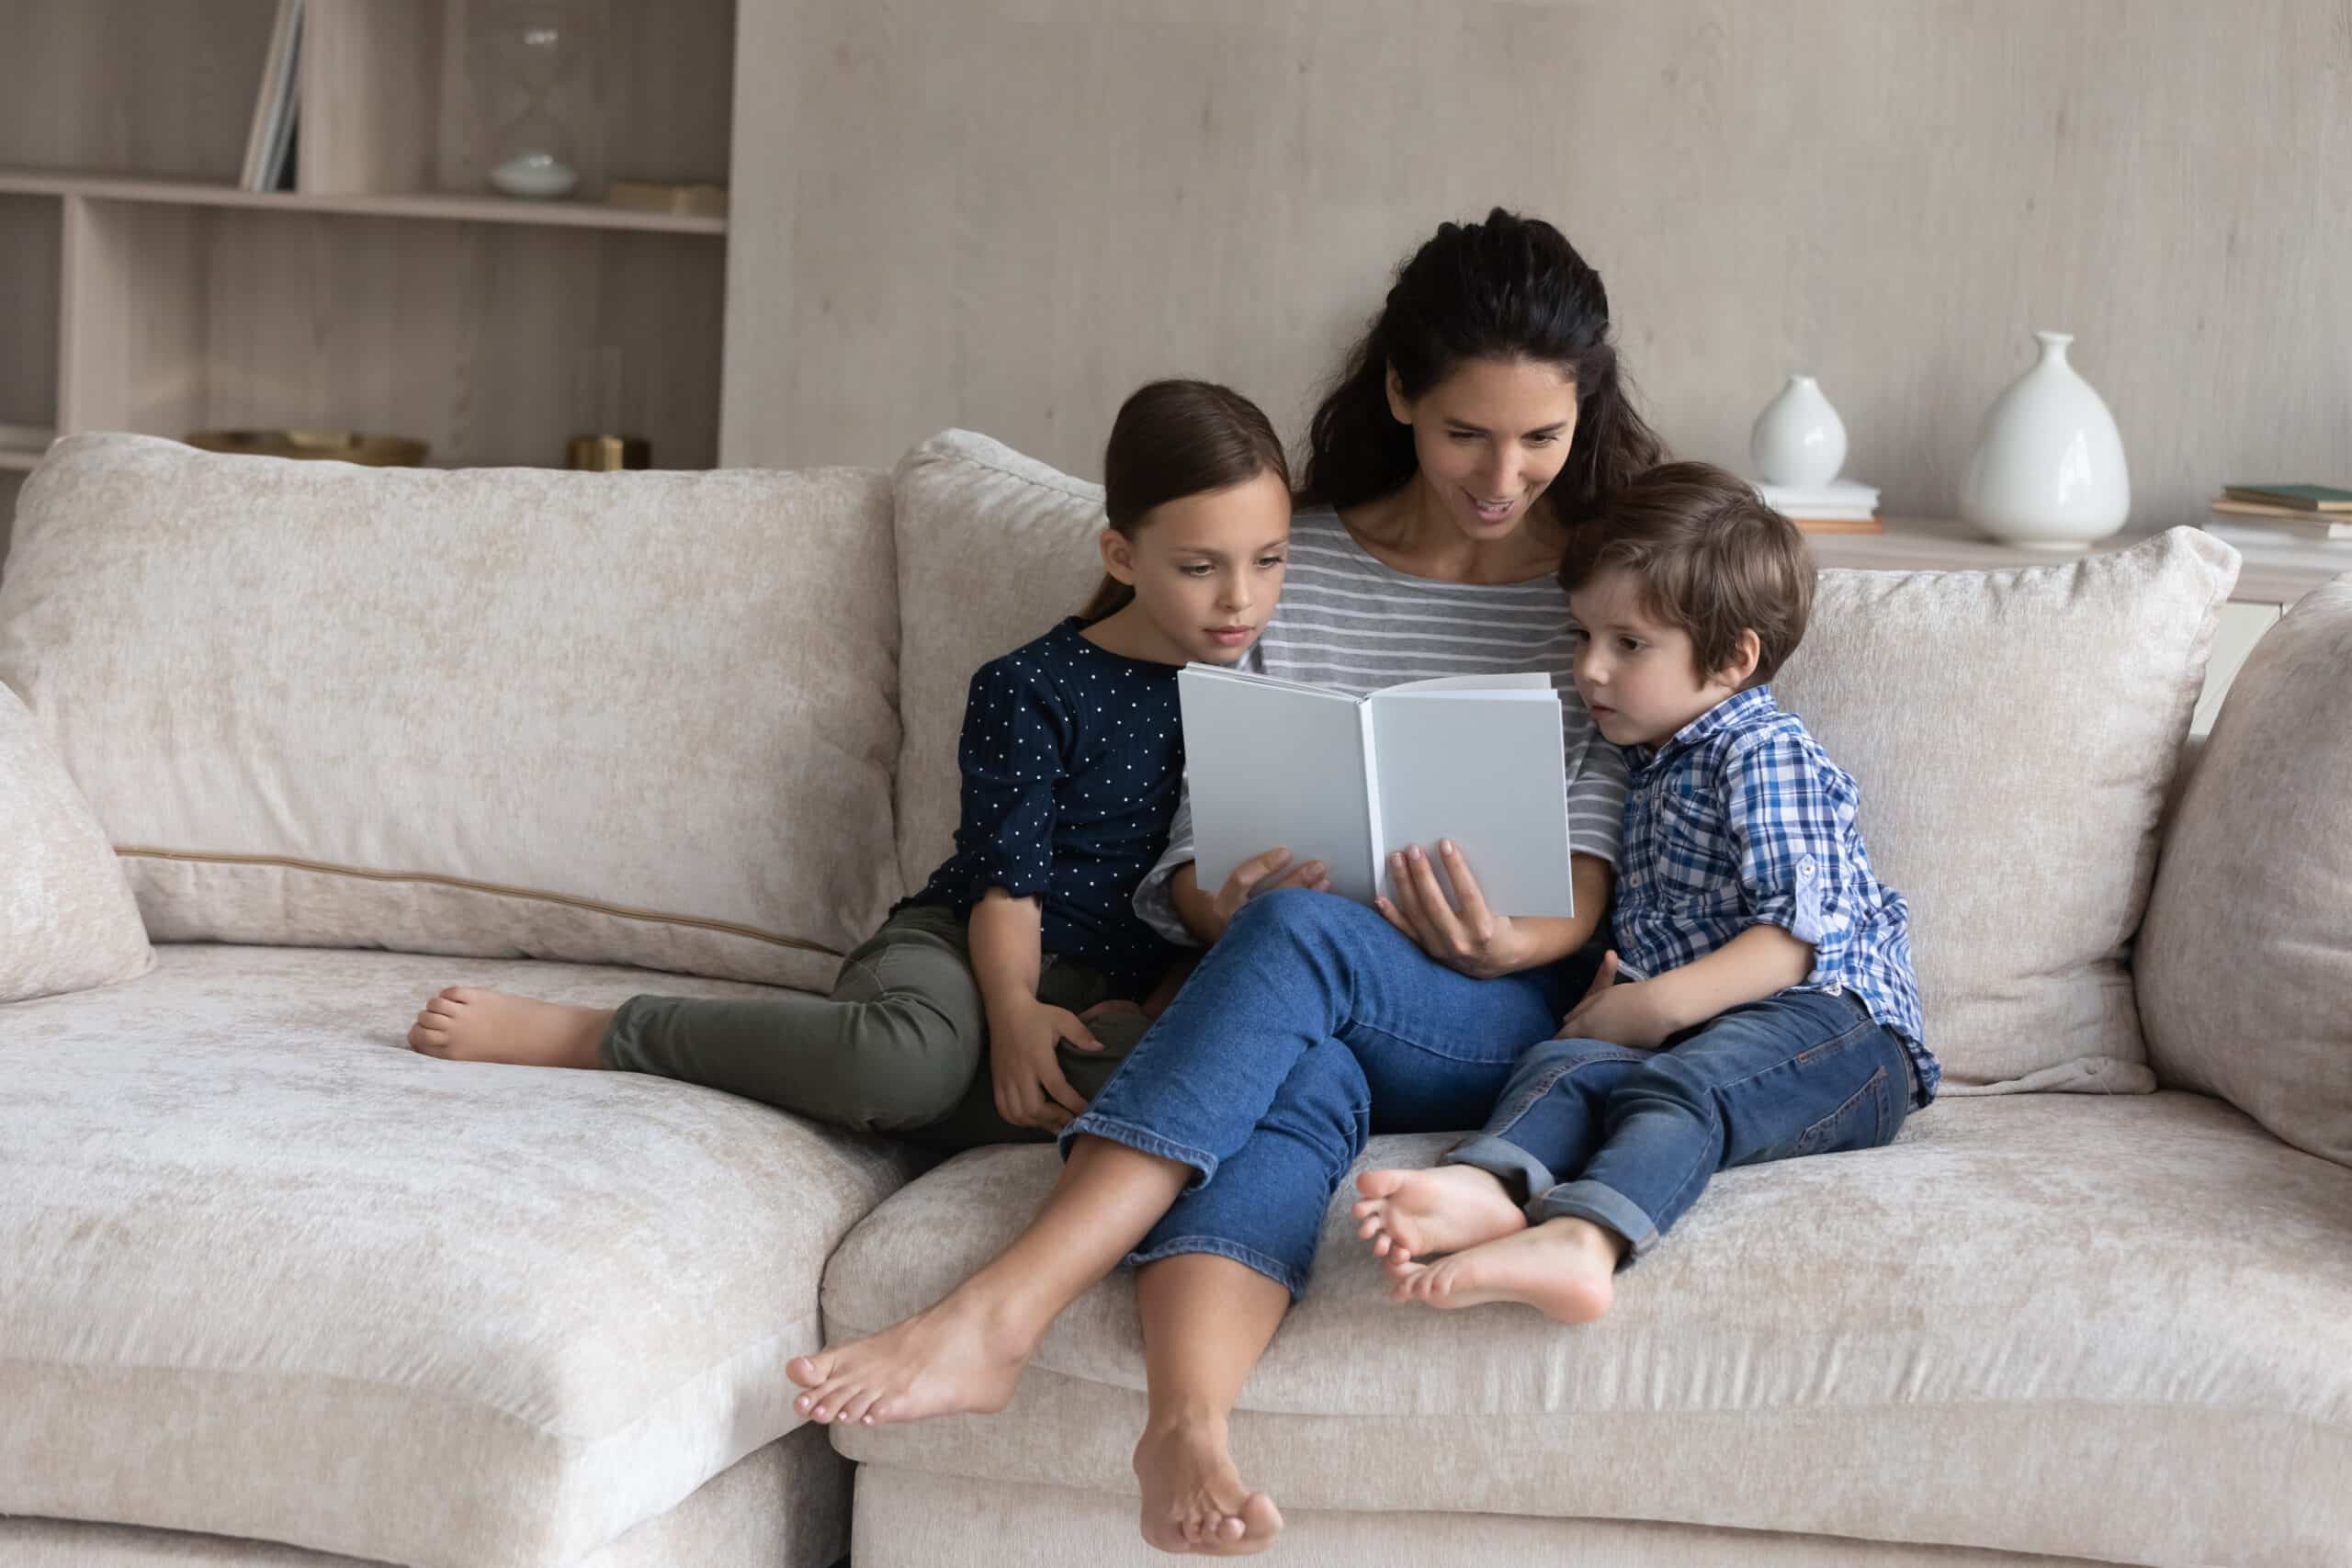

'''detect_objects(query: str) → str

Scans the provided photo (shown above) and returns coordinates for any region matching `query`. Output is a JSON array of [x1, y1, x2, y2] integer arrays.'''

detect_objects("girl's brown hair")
[[1080, 379, 1292, 622]]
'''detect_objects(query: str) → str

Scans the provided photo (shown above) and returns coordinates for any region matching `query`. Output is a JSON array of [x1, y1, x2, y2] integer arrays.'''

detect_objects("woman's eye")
[[1526, 435, 1559, 448], [1447, 431, 1480, 444]]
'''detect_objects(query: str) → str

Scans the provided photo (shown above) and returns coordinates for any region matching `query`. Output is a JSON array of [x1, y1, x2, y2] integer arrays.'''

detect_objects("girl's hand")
[[1554, 952, 1671, 1049], [1374, 840, 1533, 980], [989, 999, 1100, 1132], [1210, 846, 1330, 931]]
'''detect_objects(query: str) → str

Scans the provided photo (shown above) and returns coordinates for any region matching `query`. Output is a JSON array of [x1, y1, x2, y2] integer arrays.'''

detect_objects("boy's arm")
[[1636, 925, 1815, 1033]]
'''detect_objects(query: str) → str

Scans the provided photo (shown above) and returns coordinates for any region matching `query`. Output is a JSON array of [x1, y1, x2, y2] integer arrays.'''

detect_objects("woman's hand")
[[988, 998, 1100, 1132], [1202, 846, 1331, 940], [1553, 951, 1673, 1049], [1374, 840, 1538, 980]]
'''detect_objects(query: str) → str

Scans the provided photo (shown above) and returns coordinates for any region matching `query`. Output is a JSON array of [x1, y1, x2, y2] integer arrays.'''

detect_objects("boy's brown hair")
[[1557, 461, 1815, 685]]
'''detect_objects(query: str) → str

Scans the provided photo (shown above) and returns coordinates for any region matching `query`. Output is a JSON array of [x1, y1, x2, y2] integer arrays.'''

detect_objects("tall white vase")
[[1959, 330, 2131, 547], [1749, 375, 1848, 488]]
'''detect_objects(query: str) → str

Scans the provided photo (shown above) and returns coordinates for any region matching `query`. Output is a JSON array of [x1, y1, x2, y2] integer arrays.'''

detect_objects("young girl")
[[405, 378, 1295, 1147]]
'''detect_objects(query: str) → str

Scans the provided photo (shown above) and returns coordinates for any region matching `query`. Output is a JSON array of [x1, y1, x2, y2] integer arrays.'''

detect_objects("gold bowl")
[[185, 429, 429, 467]]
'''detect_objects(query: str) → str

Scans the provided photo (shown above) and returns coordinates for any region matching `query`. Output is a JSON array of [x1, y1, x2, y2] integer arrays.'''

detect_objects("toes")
[[1356, 1168, 1408, 1201], [786, 1354, 829, 1390], [834, 1385, 886, 1427]]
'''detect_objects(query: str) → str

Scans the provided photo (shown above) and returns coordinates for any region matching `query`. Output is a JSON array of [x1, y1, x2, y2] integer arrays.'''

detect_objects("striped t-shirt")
[[1135, 505, 1628, 943]]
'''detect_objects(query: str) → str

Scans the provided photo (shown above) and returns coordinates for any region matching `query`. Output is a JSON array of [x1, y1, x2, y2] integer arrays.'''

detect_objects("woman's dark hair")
[[1080, 378, 1292, 621], [1298, 208, 1666, 524]]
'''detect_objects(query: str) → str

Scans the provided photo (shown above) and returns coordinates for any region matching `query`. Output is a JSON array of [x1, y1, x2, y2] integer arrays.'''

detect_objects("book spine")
[[1359, 702, 1385, 898]]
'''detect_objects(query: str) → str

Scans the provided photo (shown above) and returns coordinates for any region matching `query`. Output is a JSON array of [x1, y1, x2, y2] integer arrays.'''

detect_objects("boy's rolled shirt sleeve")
[[952, 660, 1068, 903], [1721, 732, 1859, 977]]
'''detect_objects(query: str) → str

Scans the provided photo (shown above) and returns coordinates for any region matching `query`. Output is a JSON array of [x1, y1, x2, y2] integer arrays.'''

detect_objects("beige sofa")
[[2, 432, 2346, 1568]]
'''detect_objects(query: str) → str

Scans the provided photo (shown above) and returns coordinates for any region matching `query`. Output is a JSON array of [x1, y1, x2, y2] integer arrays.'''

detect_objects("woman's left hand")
[[1374, 840, 1532, 980]]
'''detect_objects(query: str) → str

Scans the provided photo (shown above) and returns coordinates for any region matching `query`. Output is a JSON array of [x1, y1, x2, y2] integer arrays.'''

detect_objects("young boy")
[[1352, 461, 1937, 1325]]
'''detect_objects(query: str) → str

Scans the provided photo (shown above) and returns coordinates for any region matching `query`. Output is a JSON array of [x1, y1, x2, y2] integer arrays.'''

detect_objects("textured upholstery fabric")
[[0, 683, 153, 1002], [848, 1467, 2120, 1568], [888, 430, 1107, 893], [0, 434, 903, 989], [828, 1097, 2352, 1566], [2140, 577, 2352, 1166], [1774, 529, 2235, 1089], [0, 945, 921, 1568], [0, 1426, 846, 1568]]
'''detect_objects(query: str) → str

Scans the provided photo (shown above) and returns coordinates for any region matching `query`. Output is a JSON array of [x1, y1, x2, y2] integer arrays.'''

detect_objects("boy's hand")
[[1376, 840, 1530, 979], [1554, 952, 1672, 1049], [989, 999, 1099, 1132]]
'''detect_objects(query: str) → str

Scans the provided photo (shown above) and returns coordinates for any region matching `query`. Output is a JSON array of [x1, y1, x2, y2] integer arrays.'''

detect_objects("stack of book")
[[2204, 484, 2352, 548], [1753, 479, 1882, 534]]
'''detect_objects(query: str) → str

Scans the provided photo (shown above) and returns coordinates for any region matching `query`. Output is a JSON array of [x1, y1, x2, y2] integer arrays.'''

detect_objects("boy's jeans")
[[1446, 988, 1915, 1263], [1060, 888, 1596, 1296]]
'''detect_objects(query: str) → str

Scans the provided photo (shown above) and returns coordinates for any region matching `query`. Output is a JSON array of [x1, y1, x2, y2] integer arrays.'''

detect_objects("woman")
[[790, 209, 1666, 1557]]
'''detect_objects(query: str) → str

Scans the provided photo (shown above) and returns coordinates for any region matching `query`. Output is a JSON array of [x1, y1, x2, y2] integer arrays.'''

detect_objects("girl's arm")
[[968, 888, 1096, 1130]]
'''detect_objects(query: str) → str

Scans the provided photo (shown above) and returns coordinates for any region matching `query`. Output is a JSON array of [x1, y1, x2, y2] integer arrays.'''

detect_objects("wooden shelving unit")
[[0, 0, 738, 554]]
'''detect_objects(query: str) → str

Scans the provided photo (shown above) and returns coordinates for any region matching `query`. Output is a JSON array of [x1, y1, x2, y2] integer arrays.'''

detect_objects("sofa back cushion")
[[0, 683, 153, 1003], [2138, 577, 2352, 1165], [890, 430, 1105, 891], [1775, 529, 2235, 1090], [0, 434, 901, 989]]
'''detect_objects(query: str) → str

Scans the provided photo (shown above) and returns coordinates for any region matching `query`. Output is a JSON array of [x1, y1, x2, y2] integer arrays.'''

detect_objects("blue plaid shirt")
[[1614, 686, 1937, 1103]]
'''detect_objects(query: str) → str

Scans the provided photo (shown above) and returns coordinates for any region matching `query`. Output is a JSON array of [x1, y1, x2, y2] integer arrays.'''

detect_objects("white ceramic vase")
[[1959, 330, 2131, 548], [1749, 375, 1849, 488]]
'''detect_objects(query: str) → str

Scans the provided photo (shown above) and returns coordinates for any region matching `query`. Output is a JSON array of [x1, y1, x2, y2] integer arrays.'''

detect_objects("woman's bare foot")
[[1351, 1164, 1527, 1264], [406, 987, 610, 1068], [1386, 1215, 1623, 1324], [1133, 1413, 1283, 1556], [786, 1291, 1035, 1427]]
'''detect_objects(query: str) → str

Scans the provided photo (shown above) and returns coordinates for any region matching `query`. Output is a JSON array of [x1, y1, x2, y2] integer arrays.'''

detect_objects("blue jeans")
[[1445, 988, 1914, 1263], [1059, 888, 1594, 1296]]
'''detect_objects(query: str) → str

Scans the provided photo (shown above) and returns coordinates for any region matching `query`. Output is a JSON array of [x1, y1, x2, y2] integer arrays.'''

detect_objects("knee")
[[848, 1001, 983, 1129], [1610, 1057, 1715, 1124], [1225, 886, 1372, 964]]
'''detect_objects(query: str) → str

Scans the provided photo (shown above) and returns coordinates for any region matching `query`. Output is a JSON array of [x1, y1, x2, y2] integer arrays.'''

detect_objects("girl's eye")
[[1180, 564, 1215, 577], [1256, 555, 1286, 570]]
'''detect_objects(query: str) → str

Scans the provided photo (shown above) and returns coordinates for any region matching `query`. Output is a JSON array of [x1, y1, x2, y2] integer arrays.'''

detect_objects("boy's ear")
[[1098, 527, 1137, 584], [1385, 366, 1413, 425], [1719, 627, 1764, 690]]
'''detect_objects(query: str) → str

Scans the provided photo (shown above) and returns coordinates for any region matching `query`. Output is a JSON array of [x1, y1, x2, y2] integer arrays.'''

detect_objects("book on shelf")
[[2205, 513, 2352, 546], [1177, 666, 1575, 919], [239, 0, 304, 193], [1752, 478, 1881, 532], [2222, 483, 2352, 513]]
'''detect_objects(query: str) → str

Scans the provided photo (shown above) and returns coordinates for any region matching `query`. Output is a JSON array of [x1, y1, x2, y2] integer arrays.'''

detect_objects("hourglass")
[[487, 3, 581, 199]]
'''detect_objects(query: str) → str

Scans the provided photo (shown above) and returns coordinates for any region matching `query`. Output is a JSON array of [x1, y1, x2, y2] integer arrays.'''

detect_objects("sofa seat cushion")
[[827, 1095, 2352, 1567], [0, 946, 922, 1568]]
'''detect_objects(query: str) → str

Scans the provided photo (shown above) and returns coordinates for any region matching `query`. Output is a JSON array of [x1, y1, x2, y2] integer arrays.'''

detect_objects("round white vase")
[[1749, 375, 1849, 488], [1959, 330, 2131, 548]]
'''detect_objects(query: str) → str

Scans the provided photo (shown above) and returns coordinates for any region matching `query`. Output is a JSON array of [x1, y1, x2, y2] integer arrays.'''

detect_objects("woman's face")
[[1387, 355, 1579, 541]]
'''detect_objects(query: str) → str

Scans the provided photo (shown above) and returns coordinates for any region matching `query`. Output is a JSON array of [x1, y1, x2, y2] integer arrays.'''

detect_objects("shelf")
[[1809, 515, 2343, 607], [0, 171, 726, 236], [0, 448, 46, 472]]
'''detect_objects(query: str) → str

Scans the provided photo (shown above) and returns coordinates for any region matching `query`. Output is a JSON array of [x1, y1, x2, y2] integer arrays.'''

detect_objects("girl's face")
[[1099, 468, 1293, 666], [1388, 355, 1580, 541]]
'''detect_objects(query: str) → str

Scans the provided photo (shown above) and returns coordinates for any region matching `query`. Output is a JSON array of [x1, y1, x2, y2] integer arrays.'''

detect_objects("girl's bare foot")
[[1386, 1215, 1623, 1324], [406, 987, 610, 1069], [1351, 1164, 1527, 1264], [786, 1291, 1035, 1427], [1132, 1413, 1283, 1556]]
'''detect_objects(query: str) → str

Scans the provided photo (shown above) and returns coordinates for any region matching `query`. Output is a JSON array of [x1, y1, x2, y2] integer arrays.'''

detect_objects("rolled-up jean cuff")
[[1058, 1111, 1216, 1190], [1442, 1134, 1556, 1208], [1531, 1179, 1660, 1269], [1125, 1235, 1308, 1300]]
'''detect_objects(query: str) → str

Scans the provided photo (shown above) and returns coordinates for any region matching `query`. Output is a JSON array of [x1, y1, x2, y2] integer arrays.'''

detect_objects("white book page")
[[1383, 671, 1555, 695], [1178, 668, 1379, 904], [1365, 689, 1575, 918]]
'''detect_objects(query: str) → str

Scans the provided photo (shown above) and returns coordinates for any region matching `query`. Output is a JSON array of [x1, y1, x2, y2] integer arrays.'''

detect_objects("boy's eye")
[[1565, 627, 1589, 645], [1616, 637, 1645, 654]]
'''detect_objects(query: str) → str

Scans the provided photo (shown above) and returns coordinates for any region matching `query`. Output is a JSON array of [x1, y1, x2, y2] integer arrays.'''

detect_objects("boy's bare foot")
[[406, 987, 610, 1069], [1351, 1164, 1527, 1264], [1133, 1414, 1283, 1556], [1386, 1215, 1623, 1324], [786, 1292, 1035, 1427]]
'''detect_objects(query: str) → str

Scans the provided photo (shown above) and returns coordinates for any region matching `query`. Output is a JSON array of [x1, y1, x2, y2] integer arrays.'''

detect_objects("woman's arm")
[[1168, 851, 1334, 944], [1377, 845, 1614, 979]]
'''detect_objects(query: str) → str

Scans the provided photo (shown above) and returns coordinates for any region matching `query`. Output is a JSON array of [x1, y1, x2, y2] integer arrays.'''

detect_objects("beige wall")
[[721, 0, 2352, 524]]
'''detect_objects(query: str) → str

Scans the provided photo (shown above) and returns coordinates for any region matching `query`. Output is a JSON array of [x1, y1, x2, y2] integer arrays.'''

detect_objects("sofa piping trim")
[[112, 847, 840, 957]]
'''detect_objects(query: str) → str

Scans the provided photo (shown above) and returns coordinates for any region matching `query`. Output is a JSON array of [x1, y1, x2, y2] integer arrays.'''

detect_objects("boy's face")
[[1566, 569, 1748, 748]]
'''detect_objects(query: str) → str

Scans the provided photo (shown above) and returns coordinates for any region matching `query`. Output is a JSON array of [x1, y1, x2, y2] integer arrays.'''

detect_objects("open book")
[[1178, 666, 1575, 919]]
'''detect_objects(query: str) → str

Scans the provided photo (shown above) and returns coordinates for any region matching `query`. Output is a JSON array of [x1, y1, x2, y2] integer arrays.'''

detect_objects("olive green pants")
[[602, 903, 1150, 1150]]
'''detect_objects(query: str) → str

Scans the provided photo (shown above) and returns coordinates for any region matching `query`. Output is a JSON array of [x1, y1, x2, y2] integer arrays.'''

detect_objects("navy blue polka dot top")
[[901, 617, 1184, 993]]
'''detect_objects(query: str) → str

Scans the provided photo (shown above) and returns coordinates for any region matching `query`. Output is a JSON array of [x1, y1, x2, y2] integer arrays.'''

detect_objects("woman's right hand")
[[1209, 846, 1329, 933]]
